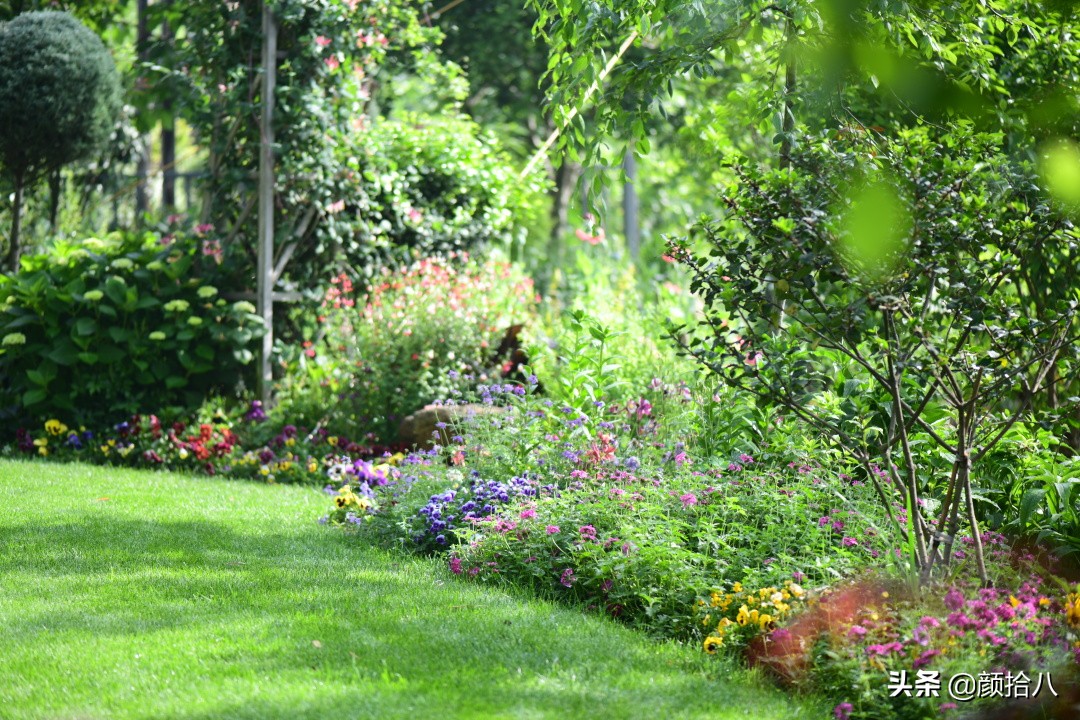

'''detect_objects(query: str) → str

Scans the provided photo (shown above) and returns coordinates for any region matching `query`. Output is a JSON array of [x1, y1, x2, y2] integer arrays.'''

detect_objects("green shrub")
[[309, 113, 547, 283], [276, 253, 537, 441], [0, 11, 121, 270], [0, 232, 264, 426]]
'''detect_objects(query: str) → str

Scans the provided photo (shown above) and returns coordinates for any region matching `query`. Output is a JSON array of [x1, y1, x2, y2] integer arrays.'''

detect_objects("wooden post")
[[135, 0, 149, 219], [257, 3, 277, 403]]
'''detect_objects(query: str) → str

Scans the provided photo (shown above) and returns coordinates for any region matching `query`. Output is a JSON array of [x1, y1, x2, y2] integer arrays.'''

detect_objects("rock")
[[397, 403, 508, 450]]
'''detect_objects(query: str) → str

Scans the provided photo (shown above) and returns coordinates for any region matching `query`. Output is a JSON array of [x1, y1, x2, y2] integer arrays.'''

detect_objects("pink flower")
[[325, 55, 340, 70], [201, 239, 223, 265], [407, 207, 423, 223], [575, 227, 604, 245], [545, 525, 560, 535], [680, 493, 698, 507], [315, 35, 332, 47], [944, 588, 965, 611], [847, 625, 867, 639], [560, 568, 575, 587], [834, 703, 853, 720], [327, 199, 345, 213], [449, 557, 462, 574], [579, 525, 597, 541], [520, 509, 536, 520], [841, 537, 858, 547]]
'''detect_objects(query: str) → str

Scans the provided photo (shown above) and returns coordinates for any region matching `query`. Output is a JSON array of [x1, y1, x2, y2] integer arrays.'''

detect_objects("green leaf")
[[74, 318, 97, 336], [22, 388, 47, 406]]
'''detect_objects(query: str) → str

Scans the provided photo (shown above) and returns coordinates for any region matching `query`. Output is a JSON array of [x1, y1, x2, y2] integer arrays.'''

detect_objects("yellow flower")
[[1065, 597, 1080, 628], [178, 448, 189, 459], [44, 419, 67, 436], [703, 636, 723, 654], [1039, 597, 1051, 608], [748, 609, 760, 625], [1010, 595, 1020, 608], [710, 592, 722, 608], [388, 452, 406, 466], [717, 617, 734, 630], [758, 613, 774, 630], [732, 582, 743, 593], [736, 605, 750, 626], [770, 591, 784, 605], [286, 438, 296, 447], [328, 436, 339, 447], [335, 494, 356, 508], [787, 582, 805, 598], [38, 446, 48, 456], [307, 460, 318, 473], [701, 614, 712, 626]]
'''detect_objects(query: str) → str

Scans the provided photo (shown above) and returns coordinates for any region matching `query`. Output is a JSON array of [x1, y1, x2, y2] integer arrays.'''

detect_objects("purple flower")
[[449, 557, 463, 574], [680, 493, 698, 507], [520, 509, 536, 519], [792, 571, 805, 582], [560, 568, 576, 588], [847, 625, 867, 639], [913, 649, 940, 669], [834, 703, 854, 720], [841, 537, 858, 547], [624, 456, 641, 471], [245, 400, 267, 423], [546, 525, 560, 535], [944, 587, 965, 611], [818, 516, 831, 527], [579, 525, 598, 541], [738, 453, 755, 464]]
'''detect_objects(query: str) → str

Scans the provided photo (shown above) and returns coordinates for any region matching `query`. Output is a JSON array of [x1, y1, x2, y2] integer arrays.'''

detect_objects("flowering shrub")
[[0, 230, 263, 426], [279, 253, 537, 441]]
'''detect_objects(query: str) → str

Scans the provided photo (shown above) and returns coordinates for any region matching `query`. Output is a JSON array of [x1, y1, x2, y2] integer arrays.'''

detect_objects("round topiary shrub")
[[0, 11, 121, 272]]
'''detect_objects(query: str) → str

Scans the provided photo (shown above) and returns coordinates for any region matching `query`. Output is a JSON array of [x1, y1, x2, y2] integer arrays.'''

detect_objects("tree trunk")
[[161, 15, 176, 211], [779, 22, 797, 169], [5, 173, 24, 274], [623, 149, 639, 258], [48, 168, 61, 235]]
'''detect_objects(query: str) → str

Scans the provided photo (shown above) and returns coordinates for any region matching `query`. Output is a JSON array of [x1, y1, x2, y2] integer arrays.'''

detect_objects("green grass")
[[0, 459, 825, 719]]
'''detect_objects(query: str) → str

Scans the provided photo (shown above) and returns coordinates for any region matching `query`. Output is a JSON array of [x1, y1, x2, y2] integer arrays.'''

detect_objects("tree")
[[0, 11, 121, 272], [671, 127, 1080, 583]]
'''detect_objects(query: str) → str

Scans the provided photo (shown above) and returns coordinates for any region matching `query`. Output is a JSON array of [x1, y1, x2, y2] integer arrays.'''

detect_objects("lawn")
[[0, 460, 824, 720]]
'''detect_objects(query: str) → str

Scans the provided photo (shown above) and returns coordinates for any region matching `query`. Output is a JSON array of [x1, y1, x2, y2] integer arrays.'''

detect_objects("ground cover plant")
[[0, 459, 827, 720]]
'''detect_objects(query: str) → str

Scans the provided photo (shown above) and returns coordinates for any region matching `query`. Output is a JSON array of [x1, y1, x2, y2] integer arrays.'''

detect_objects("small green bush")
[[0, 11, 121, 270], [0, 232, 264, 426]]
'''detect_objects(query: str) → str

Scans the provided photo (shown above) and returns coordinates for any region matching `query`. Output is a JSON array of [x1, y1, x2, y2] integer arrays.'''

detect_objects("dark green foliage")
[[0, 232, 264, 427], [0, 11, 121, 270]]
